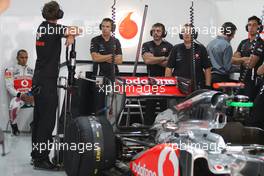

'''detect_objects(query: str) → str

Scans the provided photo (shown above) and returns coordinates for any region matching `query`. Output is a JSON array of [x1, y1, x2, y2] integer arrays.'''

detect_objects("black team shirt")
[[90, 35, 122, 79], [167, 43, 211, 85], [34, 21, 66, 83], [142, 40, 173, 76], [236, 38, 264, 80]]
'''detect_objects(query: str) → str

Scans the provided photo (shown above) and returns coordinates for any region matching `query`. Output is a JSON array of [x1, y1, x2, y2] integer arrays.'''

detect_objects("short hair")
[[248, 15, 262, 25], [152, 23, 166, 32], [221, 22, 237, 37], [42, 1, 60, 20], [181, 23, 195, 32], [16, 49, 27, 58]]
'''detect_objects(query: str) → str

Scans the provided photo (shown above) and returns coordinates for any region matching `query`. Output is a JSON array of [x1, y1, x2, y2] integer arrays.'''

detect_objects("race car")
[[63, 80, 264, 176]]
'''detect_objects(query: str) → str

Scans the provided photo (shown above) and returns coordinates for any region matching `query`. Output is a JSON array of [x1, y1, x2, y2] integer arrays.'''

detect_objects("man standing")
[[166, 24, 212, 89], [207, 22, 237, 84], [90, 18, 123, 114], [90, 18, 123, 81], [5, 49, 34, 135], [232, 16, 264, 101], [142, 23, 173, 125], [31, 1, 81, 170], [249, 64, 264, 129]]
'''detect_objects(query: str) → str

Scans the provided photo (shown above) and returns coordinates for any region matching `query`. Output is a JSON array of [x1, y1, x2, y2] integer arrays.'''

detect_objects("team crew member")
[[4, 49, 34, 135], [142, 23, 173, 125], [207, 22, 237, 84], [165, 24, 212, 89], [31, 1, 81, 170], [232, 16, 264, 101], [90, 18, 123, 115], [249, 64, 264, 129], [90, 18, 123, 81]]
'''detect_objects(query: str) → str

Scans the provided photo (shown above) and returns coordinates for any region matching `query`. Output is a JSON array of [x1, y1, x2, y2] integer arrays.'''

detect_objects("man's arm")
[[64, 26, 83, 46], [232, 41, 247, 65], [204, 67, 212, 86], [114, 54, 123, 65], [232, 51, 251, 65], [91, 52, 113, 63], [114, 39, 123, 65], [159, 60, 168, 67], [257, 64, 264, 75], [142, 53, 166, 65], [165, 68, 173, 77], [4, 68, 18, 97], [232, 51, 243, 64], [247, 55, 260, 69], [105, 54, 123, 65]]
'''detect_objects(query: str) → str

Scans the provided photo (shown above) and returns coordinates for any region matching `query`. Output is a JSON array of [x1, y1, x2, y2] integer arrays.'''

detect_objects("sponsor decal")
[[130, 144, 180, 176]]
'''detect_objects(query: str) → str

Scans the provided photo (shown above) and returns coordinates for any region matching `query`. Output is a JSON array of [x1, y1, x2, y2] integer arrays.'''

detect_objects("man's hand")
[[65, 35, 75, 46], [105, 55, 114, 63], [159, 60, 168, 67], [242, 57, 251, 67], [20, 94, 34, 104], [257, 64, 264, 76]]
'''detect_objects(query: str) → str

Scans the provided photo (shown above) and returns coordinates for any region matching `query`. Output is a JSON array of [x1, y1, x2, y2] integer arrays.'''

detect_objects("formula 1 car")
[[63, 82, 264, 176]]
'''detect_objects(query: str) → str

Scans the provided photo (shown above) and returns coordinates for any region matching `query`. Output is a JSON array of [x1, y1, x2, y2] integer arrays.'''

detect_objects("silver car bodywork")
[[153, 90, 264, 176]]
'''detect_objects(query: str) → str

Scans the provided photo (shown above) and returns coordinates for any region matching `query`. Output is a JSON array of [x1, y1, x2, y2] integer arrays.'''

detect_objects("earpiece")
[[99, 18, 116, 32], [150, 23, 167, 38], [245, 16, 263, 33], [179, 28, 198, 40]]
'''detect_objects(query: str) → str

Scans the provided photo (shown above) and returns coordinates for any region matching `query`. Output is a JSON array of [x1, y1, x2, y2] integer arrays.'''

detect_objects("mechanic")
[[90, 18, 123, 115], [31, 1, 81, 170], [207, 22, 237, 85], [4, 49, 34, 136], [249, 63, 264, 129], [232, 16, 264, 101], [90, 18, 123, 81], [165, 23, 212, 89], [142, 23, 173, 125]]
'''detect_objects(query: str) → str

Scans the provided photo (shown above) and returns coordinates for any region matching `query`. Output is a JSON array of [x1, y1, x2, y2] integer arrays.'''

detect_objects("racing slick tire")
[[64, 115, 116, 176]]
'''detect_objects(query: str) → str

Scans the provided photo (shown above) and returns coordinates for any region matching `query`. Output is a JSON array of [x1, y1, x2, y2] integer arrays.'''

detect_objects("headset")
[[150, 23, 167, 38], [99, 18, 116, 32], [179, 24, 198, 40], [42, 1, 64, 20], [246, 15, 263, 33]]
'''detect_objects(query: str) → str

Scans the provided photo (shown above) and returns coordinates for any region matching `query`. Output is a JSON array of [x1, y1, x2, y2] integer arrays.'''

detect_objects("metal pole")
[[133, 5, 148, 76]]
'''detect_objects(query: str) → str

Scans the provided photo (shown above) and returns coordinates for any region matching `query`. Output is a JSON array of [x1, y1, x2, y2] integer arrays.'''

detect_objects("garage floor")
[[0, 133, 66, 176]]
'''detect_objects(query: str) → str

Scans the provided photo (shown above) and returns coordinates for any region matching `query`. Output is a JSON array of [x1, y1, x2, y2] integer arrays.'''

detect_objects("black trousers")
[[241, 78, 260, 102], [145, 99, 167, 125], [248, 84, 264, 129], [31, 78, 58, 161], [211, 73, 231, 85]]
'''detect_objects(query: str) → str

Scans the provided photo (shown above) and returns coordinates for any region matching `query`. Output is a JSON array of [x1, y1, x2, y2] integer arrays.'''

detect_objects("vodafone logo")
[[158, 147, 179, 176], [132, 162, 157, 176], [0, 0, 10, 14], [21, 80, 29, 87], [124, 77, 176, 85], [117, 11, 141, 48], [119, 12, 138, 40]]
